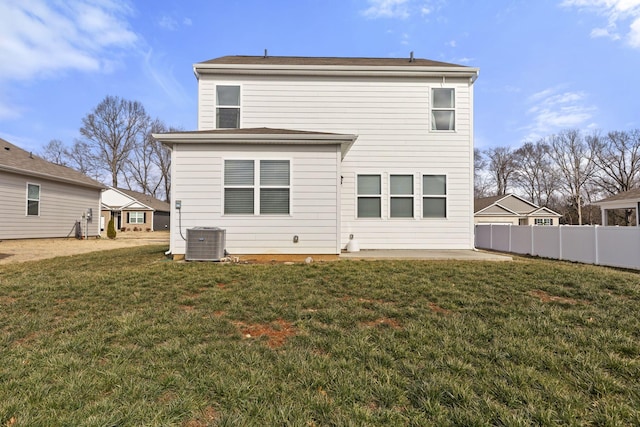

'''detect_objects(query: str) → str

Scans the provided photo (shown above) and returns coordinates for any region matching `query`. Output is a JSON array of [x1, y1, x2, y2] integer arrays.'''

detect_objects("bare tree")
[[149, 121, 173, 202], [80, 95, 150, 187], [484, 146, 517, 196], [40, 139, 69, 166], [591, 129, 640, 195], [474, 148, 491, 198], [66, 140, 101, 180], [548, 129, 597, 225], [513, 140, 559, 207]]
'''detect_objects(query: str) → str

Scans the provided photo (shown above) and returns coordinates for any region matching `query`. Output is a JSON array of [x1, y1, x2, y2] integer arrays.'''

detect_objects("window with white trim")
[[27, 183, 40, 216], [422, 175, 447, 218], [224, 159, 290, 215], [534, 218, 553, 226], [357, 175, 381, 218], [431, 88, 455, 131], [216, 85, 240, 128], [390, 175, 414, 218], [128, 212, 145, 224]]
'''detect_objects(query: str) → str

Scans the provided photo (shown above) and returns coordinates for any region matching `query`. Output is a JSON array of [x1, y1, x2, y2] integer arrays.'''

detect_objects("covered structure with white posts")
[[595, 189, 640, 226]]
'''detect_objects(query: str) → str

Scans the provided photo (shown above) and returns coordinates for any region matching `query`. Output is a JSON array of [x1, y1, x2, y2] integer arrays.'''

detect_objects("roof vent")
[[409, 51, 415, 62], [264, 49, 268, 58], [3, 146, 9, 151]]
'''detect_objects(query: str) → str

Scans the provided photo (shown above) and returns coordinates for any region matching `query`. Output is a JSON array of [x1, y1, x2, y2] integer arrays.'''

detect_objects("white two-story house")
[[154, 55, 479, 257]]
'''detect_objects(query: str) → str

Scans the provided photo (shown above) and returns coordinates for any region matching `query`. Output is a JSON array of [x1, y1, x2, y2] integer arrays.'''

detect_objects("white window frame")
[[389, 174, 415, 219], [422, 174, 447, 219], [534, 218, 553, 226], [129, 211, 145, 224], [26, 183, 40, 216], [215, 84, 241, 129], [356, 174, 382, 219], [431, 88, 456, 131], [223, 159, 291, 216]]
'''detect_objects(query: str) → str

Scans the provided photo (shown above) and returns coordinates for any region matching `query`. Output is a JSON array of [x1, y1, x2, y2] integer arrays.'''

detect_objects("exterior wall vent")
[[185, 227, 226, 261]]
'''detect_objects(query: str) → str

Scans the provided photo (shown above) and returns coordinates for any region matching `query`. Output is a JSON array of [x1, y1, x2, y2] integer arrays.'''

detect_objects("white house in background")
[[595, 188, 640, 226], [0, 138, 104, 240], [474, 194, 561, 226], [154, 55, 479, 257], [100, 187, 171, 232]]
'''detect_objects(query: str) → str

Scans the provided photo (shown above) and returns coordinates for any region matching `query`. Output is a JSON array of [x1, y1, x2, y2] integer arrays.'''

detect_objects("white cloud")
[[158, 15, 178, 31], [523, 86, 597, 139], [561, 0, 640, 48], [362, 0, 411, 19], [0, 0, 138, 82]]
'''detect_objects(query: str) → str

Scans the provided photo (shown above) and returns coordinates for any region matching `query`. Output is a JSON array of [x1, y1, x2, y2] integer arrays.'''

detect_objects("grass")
[[1, 246, 639, 426]]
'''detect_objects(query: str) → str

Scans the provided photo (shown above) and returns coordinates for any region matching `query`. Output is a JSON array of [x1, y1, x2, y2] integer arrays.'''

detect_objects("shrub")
[[107, 218, 117, 239]]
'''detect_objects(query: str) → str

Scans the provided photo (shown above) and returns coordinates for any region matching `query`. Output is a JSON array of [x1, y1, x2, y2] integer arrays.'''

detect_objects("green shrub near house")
[[106, 217, 116, 239]]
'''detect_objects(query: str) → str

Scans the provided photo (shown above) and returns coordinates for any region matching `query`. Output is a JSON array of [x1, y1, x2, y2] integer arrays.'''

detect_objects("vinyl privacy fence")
[[475, 224, 640, 270]]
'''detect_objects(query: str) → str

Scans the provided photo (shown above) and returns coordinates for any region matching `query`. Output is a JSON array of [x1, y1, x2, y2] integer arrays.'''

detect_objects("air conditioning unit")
[[185, 227, 226, 261]]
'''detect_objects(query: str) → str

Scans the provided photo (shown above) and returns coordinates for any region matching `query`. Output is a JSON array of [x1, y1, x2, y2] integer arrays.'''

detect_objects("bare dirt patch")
[[362, 317, 402, 329], [235, 318, 297, 348], [529, 290, 583, 305], [428, 302, 453, 315], [0, 231, 169, 264]]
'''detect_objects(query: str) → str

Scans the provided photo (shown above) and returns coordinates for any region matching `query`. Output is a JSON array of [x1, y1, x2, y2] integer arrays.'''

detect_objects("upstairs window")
[[422, 175, 447, 218], [216, 85, 240, 128], [357, 175, 381, 218], [431, 88, 455, 131], [27, 183, 40, 216], [390, 175, 414, 218], [224, 159, 290, 215]]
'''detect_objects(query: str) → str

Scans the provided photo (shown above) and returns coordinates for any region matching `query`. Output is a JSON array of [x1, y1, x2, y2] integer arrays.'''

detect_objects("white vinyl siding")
[[170, 144, 341, 254], [195, 72, 474, 250], [0, 172, 101, 239]]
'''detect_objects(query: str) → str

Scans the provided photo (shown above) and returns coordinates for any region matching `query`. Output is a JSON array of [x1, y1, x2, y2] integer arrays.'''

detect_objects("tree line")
[[41, 95, 176, 202], [475, 129, 640, 225]]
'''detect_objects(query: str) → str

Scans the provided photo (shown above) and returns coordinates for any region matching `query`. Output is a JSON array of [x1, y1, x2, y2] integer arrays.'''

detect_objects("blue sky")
[[1, 0, 640, 153]]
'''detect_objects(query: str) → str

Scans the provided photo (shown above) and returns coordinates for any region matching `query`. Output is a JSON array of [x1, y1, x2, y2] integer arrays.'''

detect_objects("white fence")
[[475, 224, 640, 270]]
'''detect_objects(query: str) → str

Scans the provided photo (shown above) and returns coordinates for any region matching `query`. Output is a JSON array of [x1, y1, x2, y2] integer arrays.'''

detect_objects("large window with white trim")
[[27, 183, 40, 216], [390, 175, 414, 218], [431, 88, 455, 131], [216, 85, 240, 128], [224, 159, 290, 215], [534, 218, 553, 226], [422, 175, 447, 218], [357, 175, 382, 218], [128, 212, 145, 224]]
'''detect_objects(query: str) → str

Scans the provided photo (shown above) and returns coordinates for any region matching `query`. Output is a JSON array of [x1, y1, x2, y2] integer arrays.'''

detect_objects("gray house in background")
[[0, 138, 105, 240]]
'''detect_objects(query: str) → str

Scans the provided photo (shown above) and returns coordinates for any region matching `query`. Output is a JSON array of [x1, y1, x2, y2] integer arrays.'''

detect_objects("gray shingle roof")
[[595, 188, 640, 204], [199, 55, 468, 68], [0, 138, 104, 189], [115, 187, 170, 212]]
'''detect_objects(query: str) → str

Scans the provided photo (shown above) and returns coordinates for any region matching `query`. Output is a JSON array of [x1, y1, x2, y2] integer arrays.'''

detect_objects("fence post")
[[508, 224, 512, 253], [490, 224, 493, 250], [559, 225, 563, 260], [531, 225, 534, 255], [594, 225, 599, 265]]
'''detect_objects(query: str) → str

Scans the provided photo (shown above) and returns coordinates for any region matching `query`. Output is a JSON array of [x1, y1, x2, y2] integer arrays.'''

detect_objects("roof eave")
[[0, 164, 105, 190], [193, 63, 479, 81]]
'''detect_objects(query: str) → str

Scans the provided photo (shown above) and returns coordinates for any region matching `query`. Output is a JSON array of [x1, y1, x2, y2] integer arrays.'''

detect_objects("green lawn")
[[1, 246, 639, 426]]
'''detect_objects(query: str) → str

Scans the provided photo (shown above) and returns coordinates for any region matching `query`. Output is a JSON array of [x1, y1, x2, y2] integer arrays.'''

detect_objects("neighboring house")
[[0, 138, 104, 239], [101, 187, 171, 232], [154, 55, 479, 256], [475, 194, 561, 226], [594, 189, 640, 226]]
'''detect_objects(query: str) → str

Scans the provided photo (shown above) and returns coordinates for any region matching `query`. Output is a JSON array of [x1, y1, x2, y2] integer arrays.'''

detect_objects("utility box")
[[185, 227, 226, 261]]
